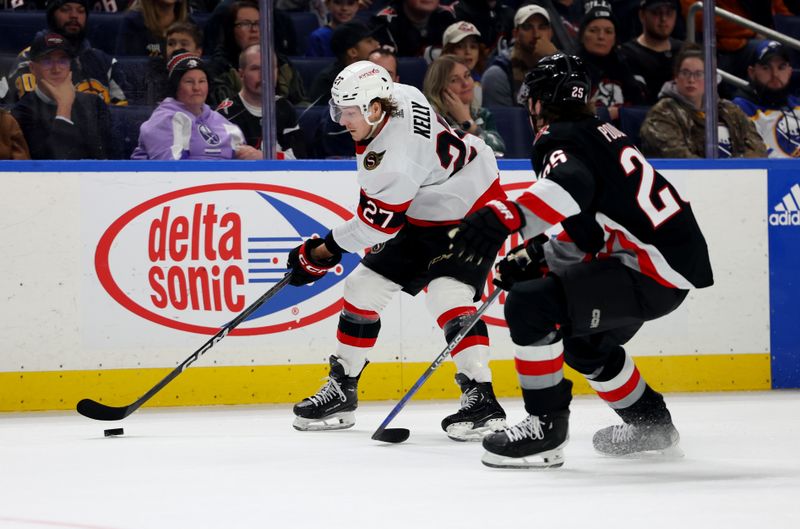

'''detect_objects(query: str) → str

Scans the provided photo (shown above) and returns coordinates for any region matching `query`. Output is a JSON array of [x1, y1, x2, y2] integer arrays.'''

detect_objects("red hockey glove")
[[449, 200, 525, 265], [287, 238, 341, 286], [493, 235, 550, 291]]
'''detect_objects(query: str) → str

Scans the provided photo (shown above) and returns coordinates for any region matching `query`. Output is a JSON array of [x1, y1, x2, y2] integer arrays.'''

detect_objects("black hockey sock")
[[522, 378, 573, 416], [614, 385, 672, 426]]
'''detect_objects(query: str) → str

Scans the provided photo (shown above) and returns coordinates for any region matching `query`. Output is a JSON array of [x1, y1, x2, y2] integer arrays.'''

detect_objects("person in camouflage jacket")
[[640, 45, 766, 158]]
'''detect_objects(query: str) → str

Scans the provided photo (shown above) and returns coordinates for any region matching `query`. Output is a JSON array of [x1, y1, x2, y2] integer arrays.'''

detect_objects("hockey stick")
[[77, 273, 293, 421], [371, 288, 502, 444]]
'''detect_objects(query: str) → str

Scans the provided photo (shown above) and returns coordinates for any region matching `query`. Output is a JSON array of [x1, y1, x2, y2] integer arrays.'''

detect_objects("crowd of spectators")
[[1, 0, 799, 160]]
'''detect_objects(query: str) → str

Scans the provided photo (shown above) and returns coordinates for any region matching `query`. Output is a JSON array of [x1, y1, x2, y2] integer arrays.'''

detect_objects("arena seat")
[[396, 57, 427, 91], [487, 106, 533, 159], [109, 104, 153, 159], [0, 12, 46, 53], [85, 13, 123, 56], [289, 11, 320, 56], [619, 105, 652, 150], [295, 104, 328, 158], [289, 56, 334, 93], [113, 56, 153, 106]]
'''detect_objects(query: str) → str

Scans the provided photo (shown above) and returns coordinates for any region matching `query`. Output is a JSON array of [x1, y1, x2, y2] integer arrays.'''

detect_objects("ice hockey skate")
[[293, 356, 366, 431], [441, 374, 506, 441], [593, 421, 683, 457], [481, 410, 570, 469]]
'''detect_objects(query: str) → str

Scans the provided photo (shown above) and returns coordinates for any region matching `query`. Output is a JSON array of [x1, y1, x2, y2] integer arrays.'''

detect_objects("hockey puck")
[[104, 428, 124, 437]]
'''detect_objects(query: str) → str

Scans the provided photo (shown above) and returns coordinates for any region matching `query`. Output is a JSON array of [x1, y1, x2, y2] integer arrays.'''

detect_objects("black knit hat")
[[167, 51, 209, 97], [579, 0, 618, 36]]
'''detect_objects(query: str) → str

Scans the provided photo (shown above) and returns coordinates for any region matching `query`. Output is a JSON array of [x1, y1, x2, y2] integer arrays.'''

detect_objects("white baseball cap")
[[442, 21, 481, 47], [514, 5, 550, 27]]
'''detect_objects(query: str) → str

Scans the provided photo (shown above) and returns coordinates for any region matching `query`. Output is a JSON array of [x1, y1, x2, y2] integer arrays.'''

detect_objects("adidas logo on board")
[[769, 184, 800, 226]]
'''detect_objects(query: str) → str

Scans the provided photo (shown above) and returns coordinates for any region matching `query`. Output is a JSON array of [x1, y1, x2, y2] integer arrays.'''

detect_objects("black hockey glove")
[[449, 199, 525, 265], [287, 238, 341, 286], [493, 235, 550, 291]]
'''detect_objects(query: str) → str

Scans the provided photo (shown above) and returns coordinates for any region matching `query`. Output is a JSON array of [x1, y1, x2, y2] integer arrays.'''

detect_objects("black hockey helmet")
[[523, 53, 591, 108]]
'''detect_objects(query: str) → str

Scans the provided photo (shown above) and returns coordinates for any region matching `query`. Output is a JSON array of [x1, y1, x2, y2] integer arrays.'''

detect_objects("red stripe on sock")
[[596, 368, 642, 403], [436, 306, 476, 329], [342, 300, 379, 320], [514, 355, 564, 376], [336, 329, 377, 348], [449, 335, 490, 357]]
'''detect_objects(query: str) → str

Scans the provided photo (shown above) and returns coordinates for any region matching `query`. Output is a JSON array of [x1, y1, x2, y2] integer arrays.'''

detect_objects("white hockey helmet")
[[330, 60, 393, 125]]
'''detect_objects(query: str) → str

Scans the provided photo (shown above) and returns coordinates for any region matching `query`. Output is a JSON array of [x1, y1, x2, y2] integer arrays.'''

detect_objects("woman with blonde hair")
[[116, 0, 191, 57], [423, 55, 505, 156]]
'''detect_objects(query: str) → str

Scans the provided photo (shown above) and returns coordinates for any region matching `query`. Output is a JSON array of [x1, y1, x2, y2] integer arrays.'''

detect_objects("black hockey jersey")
[[517, 116, 713, 290]]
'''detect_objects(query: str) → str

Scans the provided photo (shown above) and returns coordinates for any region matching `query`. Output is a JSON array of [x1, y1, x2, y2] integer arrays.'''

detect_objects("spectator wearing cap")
[[732, 41, 800, 158], [8, 0, 128, 106], [423, 54, 506, 156], [0, 109, 30, 160], [577, 0, 645, 122], [452, 0, 515, 52], [307, 0, 361, 57], [131, 52, 260, 160], [308, 20, 380, 104], [370, 0, 456, 57], [12, 32, 110, 159], [441, 21, 487, 79], [482, 4, 558, 107], [619, 0, 683, 104], [116, 0, 192, 57], [640, 44, 766, 158], [215, 45, 309, 158]]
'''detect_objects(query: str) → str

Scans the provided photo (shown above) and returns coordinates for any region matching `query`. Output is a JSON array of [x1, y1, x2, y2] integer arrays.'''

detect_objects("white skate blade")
[[481, 442, 567, 469], [597, 443, 685, 459], [446, 418, 507, 442], [293, 412, 355, 431]]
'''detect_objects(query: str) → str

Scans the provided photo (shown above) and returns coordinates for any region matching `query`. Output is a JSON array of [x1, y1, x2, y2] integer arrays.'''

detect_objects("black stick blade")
[[372, 428, 410, 444], [76, 399, 131, 421]]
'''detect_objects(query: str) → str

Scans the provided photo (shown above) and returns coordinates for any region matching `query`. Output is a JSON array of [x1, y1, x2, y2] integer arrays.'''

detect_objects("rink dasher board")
[[0, 159, 793, 411]]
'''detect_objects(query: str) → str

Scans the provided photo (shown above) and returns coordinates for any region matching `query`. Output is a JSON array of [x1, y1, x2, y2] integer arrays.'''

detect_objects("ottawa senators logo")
[[363, 150, 386, 170]]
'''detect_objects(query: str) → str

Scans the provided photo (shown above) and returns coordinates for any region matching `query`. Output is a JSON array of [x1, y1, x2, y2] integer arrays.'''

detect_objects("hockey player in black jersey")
[[450, 53, 714, 468]]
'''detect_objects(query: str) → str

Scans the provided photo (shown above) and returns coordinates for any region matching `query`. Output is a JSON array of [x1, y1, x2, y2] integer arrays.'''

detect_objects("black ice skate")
[[293, 356, 367, 431], [481, 410, 570, 469], [441, 374, 506, 441], [593, 421, 682, 457]]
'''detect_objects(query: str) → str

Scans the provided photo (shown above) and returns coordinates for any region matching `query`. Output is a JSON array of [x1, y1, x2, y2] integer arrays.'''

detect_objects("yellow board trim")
[[0, 354, 771, 412]]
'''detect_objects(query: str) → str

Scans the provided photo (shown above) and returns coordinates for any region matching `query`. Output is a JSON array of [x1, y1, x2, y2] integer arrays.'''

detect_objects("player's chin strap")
[[365, 110, 387, 139]]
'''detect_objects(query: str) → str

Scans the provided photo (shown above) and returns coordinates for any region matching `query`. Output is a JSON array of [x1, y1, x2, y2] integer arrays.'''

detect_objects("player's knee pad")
[[425, 277, 476, 323], [504, 291, 560, 347], [342, 265, 400, 315], [564, 337, 626, 380]]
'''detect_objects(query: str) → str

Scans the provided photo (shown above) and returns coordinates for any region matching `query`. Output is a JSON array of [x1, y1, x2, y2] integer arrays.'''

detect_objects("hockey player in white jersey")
[[285, 61, 512, 440]]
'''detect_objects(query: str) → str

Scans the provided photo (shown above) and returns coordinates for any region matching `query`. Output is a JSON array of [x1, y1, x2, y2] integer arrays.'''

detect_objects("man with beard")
[[619, 0, 682, 105], [732, 40, 800, 158], [8, 0, 128, 106], [482, 4, 558, 107]]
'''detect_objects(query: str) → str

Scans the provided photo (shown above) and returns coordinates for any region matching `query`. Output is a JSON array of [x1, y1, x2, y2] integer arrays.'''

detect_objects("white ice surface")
[[1, 391, 799, 529]]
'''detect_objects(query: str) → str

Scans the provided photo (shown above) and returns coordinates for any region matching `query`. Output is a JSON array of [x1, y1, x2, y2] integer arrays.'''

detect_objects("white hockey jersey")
[[331, 83, 504, 253]]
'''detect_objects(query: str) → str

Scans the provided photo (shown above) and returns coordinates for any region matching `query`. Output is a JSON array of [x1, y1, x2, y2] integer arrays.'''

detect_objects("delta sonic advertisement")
[[767, 172, 800, 388], [79, 170, 534, 369], [81, 171, 364, 368]]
